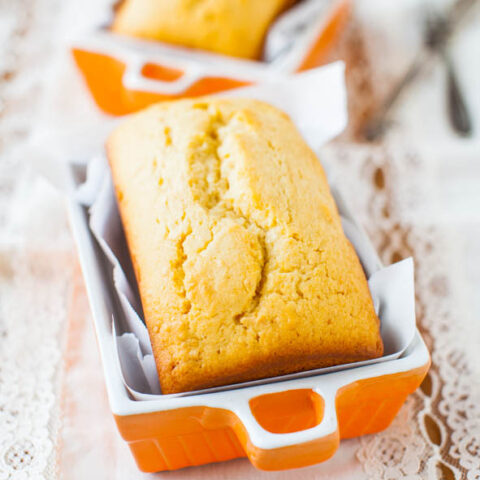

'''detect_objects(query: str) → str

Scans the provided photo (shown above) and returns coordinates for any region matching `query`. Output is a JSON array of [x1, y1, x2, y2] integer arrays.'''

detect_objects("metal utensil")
[[444, 49, 472, 135], [363, 0, 475, 141], [425, 9, 473, 136]]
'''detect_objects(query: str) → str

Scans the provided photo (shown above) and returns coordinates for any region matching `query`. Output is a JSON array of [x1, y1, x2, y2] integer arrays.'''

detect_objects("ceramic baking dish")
[[71, 0, 351, 115], [66, 162, 430, 473]]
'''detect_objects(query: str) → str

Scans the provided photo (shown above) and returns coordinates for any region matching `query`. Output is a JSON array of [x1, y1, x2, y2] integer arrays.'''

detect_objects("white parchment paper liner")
[[77, 64, 416, 399], [264, 0, 339, 66]]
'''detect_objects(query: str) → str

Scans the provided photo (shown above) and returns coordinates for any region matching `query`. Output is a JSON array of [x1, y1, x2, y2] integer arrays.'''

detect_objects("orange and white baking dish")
[[67, 157, 430, 472], [71, 0, 351, 115]]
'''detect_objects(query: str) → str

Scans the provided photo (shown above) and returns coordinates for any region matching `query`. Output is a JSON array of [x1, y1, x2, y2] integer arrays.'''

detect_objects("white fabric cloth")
[[1, 0, 479, 479]]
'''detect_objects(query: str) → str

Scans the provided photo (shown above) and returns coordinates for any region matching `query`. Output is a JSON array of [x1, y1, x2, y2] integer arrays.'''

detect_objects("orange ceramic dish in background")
[[71, 0, 351, 115]]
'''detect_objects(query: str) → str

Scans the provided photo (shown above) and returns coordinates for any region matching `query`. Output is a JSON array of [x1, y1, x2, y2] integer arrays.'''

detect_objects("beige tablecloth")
[[1, 0, 480, 479]]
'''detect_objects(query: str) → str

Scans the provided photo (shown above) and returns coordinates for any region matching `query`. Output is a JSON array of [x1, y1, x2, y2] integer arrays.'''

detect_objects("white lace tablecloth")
[[1, 0, 479, 479]]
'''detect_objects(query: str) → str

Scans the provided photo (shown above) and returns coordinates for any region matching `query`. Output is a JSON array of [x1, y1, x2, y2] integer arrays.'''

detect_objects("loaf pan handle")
[[231, 384, 340, 469], [122, 55, 202, 95]]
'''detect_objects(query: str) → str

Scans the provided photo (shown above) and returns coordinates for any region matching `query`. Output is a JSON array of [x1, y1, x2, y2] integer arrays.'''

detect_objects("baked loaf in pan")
[[107, 98, 383, 394], [111, 0, 292, 59]]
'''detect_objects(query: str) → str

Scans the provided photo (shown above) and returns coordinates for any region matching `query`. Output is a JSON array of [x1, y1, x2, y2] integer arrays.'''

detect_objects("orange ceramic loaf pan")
[[71, 0, 351, 115], [111, 340, 429, 472], [67, 163, 430, 473]]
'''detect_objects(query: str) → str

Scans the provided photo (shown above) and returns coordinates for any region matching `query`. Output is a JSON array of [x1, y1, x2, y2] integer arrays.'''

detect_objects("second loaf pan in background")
[[71, 0, 351, 115]]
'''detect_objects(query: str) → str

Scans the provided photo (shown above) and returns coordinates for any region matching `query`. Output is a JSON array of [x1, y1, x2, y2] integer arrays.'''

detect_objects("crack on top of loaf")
[[185, 109, 271, 326], [164, 126, 172, 146], [172, 226, 192, 314], [186, 111, 228, 210], [182, 104, 345, 327], [182, 107, 351, 335]]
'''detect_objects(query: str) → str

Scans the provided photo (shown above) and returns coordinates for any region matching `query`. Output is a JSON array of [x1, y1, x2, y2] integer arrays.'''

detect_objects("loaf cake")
[[111, 0, 292, 59], [107, 98, 383, 394]]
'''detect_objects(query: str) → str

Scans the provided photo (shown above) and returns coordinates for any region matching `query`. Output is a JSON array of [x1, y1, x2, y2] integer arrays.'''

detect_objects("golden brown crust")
[[107, 98, 383, 394], [157, 347, 383, 394], [111, 0, 292, 59]]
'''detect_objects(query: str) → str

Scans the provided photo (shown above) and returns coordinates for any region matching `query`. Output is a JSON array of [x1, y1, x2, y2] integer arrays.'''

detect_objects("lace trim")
[[321, 142, 480, 480], [0, 1, 72, 479], [0, 252, 74, 480]]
